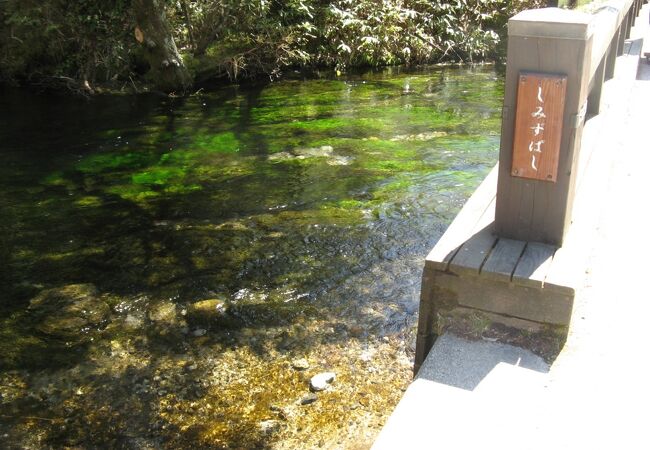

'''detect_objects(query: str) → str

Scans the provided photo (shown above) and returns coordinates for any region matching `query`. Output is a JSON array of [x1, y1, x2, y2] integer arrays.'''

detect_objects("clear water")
[[0, 66, 502, 448]]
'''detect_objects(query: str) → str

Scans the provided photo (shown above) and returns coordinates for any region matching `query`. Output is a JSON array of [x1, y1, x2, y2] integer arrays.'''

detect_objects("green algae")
[[74, 196, 103, 208], [42, 171, 69, 186], [193, 131, 241, 153], [77, 151, 152, 174], [132, 167, 187, 186], [0, 65, 504, 449], [106, 184, 161, 203]]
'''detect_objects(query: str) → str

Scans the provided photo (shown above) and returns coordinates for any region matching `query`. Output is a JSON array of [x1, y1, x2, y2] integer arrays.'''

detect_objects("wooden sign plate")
[[511, 72, 567, 182]]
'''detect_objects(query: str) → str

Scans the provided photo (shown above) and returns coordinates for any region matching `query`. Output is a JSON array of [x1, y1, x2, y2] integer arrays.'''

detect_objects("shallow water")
[[0, 66, 502, 448]]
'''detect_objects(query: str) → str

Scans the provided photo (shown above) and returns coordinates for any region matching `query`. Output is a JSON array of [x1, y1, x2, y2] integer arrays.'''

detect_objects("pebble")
[[187, 299, 227, 320], [300, 393, 318, 405], [291, 358, 310, 370], [149, 301, 178, 324], [124, 313, 144, 330], [192, 328, 207, 337], [310, 372, 336, 392], [259, 419, 280, 434], [359, 349, 374, 362]]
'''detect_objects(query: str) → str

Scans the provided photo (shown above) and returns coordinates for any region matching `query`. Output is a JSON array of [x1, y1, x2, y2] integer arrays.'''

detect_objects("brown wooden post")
[[605, 30, 619, 80], [413, 270, 437, 376], [617, 13, 629, 54], [495, 9, 594, 246], [588, 57, 606, 115], [625, 10, 633, 37]]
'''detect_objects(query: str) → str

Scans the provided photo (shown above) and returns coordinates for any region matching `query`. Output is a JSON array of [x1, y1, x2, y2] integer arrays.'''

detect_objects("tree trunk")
[[180, 0, 196, 51], [133, 0, 192, 93]]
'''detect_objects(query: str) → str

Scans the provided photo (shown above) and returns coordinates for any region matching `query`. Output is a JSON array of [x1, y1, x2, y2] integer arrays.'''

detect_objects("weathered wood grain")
[[447, 198, 497, 276], [496, 7, 606, 246], [512, 242, 556, 288], [532, 34, 589, 246], [511, 73, 567, 182], [481, 238, 527, 282], [434, 272, 574, 326], [495, 35, 545, 242], [414, 269, 439, 375]]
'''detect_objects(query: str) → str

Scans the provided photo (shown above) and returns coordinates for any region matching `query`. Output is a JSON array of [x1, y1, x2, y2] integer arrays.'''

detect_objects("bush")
[[0, 0, 546, 89], [177, 0, 545, 80], [0, 0, 135, 86]]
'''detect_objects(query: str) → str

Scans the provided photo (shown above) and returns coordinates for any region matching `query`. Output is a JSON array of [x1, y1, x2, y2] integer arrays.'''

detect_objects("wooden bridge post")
[[618, 13, 629, 54], [625, 7, 634, 36], [413, 1, 643, 374], [588, 56, 606, 115], [495, 9, 594, 246], [605, 29, 619, 80]]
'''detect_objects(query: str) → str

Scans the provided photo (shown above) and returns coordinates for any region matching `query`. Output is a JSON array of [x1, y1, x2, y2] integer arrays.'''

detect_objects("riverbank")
[[1, 1, 528, 95]]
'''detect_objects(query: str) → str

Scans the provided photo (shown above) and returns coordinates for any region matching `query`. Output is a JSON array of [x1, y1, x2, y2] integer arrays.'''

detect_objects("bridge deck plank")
[[481, 238, 528, 282], [447, 199, 497, 277], [513, 242, 557, 288]]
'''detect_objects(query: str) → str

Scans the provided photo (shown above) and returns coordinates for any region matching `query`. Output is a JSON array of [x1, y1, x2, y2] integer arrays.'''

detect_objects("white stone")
[[310, 372, 336, 391]]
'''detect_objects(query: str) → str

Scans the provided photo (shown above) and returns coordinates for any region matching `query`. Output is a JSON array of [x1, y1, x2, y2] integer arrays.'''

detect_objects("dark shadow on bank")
[[415, 333, 550, 391]]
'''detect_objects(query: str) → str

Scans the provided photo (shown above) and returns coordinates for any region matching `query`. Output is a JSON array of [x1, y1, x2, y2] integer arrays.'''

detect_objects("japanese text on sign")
[[511, 72, 567, 182]]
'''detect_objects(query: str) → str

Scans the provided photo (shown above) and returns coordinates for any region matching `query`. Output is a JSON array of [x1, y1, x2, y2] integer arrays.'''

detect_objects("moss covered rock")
[[28, 284, 111, 342], [187, 299, 227, 320]]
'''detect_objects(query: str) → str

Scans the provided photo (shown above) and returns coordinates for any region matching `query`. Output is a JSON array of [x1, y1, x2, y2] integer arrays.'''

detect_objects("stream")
[[0, 65, 502, 449]]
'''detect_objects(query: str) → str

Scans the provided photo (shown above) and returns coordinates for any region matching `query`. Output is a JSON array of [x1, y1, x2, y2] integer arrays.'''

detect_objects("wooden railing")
[[413, 0, 646, 374], [495, 0, 645, 246]]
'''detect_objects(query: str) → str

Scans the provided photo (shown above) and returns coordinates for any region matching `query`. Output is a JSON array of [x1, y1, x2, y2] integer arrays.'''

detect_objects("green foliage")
[[0, 0, 545, 88], [173, 0, 545, 79], [172, 0, 313, 80], [319, 0, 489, 69], [0, 0, 136, 85]]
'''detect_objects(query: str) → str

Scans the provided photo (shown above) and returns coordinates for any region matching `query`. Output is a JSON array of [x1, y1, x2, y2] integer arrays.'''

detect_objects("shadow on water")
[[0, 66, 503, 448]]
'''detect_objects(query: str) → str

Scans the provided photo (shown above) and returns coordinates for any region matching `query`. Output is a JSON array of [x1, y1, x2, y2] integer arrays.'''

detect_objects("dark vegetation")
[[0, 0, 543, 93]]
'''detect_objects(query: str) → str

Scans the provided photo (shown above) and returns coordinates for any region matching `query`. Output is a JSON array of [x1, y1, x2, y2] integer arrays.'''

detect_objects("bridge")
[[373, 0, 650, 447]]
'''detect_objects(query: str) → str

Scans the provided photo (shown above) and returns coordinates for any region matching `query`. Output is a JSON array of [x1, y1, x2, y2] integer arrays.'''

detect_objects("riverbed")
[[0, 66, 502, 448]]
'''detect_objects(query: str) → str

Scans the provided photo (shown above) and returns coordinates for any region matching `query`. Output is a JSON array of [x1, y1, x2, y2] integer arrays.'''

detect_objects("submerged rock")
[[268, 151, 293, 161], [192, 328, 207, 337], [123, 312, 145, 330], [326, 155, 354, 166], [187, 299, 227, 321], [28, 284, 111, 341], [148, 301, 178, 324], [259, 419, 281, 435], [291, 358, 310, 371], [147, 301, 189, 337], [185, 298, 243, 328], [268, 146, 336, 162], [300, 393, 318, 405], [390, 131, 447, 141], [310, 372, 336, 392], [294, 145, 334, 158]]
